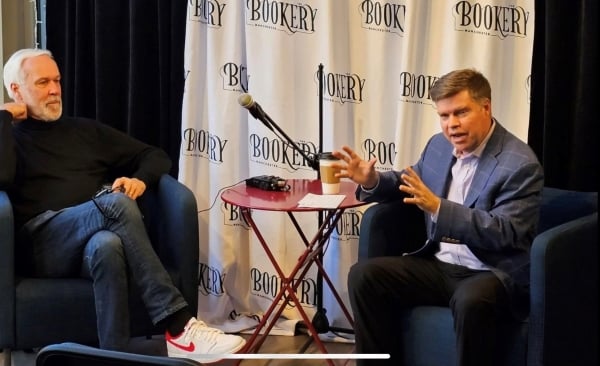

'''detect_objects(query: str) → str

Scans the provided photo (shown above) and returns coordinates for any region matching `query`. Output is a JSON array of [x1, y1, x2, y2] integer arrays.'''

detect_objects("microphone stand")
[[297, 65, 353, 356], [243, 65, 352, 345], [313, 64, 328, 333], [257, 108, 319, 171]]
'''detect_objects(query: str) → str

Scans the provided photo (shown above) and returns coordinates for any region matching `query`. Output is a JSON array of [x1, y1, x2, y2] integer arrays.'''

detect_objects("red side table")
[[221, 179, 365, 364]]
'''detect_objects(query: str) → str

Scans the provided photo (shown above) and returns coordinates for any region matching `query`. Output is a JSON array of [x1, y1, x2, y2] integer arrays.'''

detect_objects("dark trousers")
[[348, 256, 511, 366]]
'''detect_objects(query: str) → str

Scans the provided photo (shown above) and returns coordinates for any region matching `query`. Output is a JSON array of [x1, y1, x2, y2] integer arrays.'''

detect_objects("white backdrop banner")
[[179, 0, 534, 338]]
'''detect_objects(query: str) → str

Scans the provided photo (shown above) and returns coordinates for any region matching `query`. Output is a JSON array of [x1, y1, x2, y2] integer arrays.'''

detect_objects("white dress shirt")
[[434, 122, 496, 270]]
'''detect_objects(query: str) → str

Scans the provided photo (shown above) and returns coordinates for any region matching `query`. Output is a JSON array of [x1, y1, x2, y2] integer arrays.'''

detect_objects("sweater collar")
[[16, 117, 64, 130]]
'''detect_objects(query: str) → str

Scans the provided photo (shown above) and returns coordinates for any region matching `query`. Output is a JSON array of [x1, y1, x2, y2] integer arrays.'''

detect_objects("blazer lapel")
[[463, 122, 505, 207], [431, 149, 456, 197]]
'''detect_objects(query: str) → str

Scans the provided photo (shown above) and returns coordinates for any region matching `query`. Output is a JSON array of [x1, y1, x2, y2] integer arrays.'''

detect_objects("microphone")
[[237, 92, 319, 171], [237, 93, 273, 131]]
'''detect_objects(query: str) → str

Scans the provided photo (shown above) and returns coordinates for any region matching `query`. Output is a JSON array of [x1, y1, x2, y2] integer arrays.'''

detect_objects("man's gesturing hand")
[[400, 166, 441, 215], [331, 145, 378, 189]]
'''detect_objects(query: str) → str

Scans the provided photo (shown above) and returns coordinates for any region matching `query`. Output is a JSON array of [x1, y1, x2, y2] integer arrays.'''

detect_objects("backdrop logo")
[[228, 309, 262, 324], [198, 262, 226, 296], [244, 0, 318, 35], [317, 69, 366, 105], [250, 267, 317, 308], [181, 128, 228, 164], [221, 62, 249, 92], [399, 71, 438, 105], [361, 138, 398, 171], [248, 133, 318, 172], [330, 208, 363, 241], [188, 0, 226, 27], [358, 0, 406, 36], [221, 202, 251, 229], [453, 1, 530, 39]]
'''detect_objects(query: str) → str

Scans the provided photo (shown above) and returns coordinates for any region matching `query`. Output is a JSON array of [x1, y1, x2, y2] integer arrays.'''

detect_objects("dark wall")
[[528, 0, 598, 191], [44, 0, 186, 177]]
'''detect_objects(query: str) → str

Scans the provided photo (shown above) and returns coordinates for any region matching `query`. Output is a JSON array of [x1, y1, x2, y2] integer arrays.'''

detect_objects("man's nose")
[[49, 81, 61, 95], [448, 115, 460, 128]]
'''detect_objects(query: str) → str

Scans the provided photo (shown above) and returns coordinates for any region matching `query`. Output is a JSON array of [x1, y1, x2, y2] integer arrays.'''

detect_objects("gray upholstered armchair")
[[358, 187, 598, 366], [0, 174, 199, 366]]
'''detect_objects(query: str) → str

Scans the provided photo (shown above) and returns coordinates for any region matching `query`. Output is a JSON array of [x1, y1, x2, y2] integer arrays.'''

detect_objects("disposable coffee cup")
[[319, 152, 341, 194]]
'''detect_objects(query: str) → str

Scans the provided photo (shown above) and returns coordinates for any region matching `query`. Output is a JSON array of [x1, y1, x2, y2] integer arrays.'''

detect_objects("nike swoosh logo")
[[166, 337, 196, 352]]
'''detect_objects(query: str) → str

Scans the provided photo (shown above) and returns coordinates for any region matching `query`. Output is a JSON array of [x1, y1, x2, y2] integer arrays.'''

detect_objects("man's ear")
[[10, 83, 22, 101], [482, 98, 492, 114]]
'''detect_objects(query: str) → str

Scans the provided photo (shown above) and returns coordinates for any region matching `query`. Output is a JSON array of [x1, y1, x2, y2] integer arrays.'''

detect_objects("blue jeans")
[[20, 192, 188, 350]]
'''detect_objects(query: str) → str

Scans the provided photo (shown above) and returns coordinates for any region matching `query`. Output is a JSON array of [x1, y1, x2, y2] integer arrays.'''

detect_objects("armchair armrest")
[[528, 212, 598, 366], [141, 174, 199, 314], [0, 191, 15, 346], [37, 342, 202, 365], [358, 200, 426, 260]]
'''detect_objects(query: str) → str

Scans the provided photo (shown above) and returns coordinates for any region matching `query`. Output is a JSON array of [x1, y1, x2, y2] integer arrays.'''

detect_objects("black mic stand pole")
[[304, 64, 354, 343], [311, 64, 329, 333]]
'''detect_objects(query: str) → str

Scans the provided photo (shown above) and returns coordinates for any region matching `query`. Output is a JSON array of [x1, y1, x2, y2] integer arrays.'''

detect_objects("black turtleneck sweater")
[[0, 110, 171, 229]]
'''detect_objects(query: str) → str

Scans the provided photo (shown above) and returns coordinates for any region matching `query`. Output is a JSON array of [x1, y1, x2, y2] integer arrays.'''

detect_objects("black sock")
[[162, 307, 193, 336]]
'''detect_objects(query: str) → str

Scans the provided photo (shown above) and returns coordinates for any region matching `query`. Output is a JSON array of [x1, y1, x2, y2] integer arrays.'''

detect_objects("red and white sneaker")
[[166, 317, 246, 363]]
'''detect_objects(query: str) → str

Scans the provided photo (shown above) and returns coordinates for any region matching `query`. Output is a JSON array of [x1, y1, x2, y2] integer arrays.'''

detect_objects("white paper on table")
[[297, 193, 345, 209]]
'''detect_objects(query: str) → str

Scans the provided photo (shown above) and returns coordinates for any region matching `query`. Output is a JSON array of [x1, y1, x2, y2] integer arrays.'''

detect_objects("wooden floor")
[[223, 333, 356, 366], [1, 333, 357, 366]]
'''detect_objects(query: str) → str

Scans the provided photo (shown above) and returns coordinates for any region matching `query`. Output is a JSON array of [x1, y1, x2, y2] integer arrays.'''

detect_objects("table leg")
[[239, 209, 330, 355], [237, 207, 353, 366], [287, 210, 355, 327]]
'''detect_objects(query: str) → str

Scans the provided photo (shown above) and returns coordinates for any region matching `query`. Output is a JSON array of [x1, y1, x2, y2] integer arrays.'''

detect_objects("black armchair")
[[358, 187, 598, 366], [0, 174, 200, 365]]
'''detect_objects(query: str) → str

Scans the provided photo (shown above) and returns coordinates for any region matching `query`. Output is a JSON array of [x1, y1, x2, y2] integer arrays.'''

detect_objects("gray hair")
[[3, 48, 54, 100]]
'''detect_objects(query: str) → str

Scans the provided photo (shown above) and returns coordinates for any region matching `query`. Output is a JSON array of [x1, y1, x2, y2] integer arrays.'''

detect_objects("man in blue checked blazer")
[[332, 68, 544, 366]]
